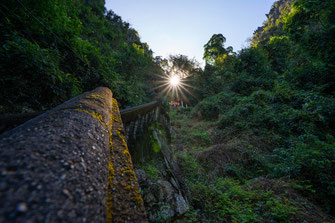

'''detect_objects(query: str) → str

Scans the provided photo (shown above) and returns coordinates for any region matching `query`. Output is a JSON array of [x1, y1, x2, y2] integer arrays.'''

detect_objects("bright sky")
[[105, 0, 276, 66]]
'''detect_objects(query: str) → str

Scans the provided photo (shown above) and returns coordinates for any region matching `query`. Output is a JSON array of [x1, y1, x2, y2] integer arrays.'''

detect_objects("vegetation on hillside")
[[1, 0, 335, 221], [182, 0, 335, 219], [0, 0, 161, 113], [170, 109, 334, 222]]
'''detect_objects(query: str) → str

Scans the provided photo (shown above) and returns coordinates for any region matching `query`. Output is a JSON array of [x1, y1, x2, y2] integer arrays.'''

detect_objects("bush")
[[271, 134, 335, 211], [218, 90, 278, 130], [192, 91, 240, 120], [186, 177, 297, 222], [0, 35, 81, 112]]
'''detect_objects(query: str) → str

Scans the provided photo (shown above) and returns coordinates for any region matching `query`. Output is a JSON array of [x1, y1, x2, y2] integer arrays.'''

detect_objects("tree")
[[203, 34, 233, 65], [167, 54, 200, 78]]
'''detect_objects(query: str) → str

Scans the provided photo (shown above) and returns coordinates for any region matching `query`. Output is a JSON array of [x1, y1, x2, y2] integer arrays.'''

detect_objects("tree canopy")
[[0, 0, 162, 112]]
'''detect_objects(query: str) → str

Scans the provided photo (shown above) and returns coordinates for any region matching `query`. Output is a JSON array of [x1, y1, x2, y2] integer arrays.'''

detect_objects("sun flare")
[[152, 71, 198, 104], [169, 75, 180, 87]]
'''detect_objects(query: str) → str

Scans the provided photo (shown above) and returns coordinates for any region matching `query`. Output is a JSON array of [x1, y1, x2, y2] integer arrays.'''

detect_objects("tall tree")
[[203, 34, 233, 66]]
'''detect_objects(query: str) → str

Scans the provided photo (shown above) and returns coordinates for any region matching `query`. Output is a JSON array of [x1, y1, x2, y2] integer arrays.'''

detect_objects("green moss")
[[107, 97, 146, 221], [131, 121, 171, 164], [143, 161, 161, 181], [150, 136, 161, 153]]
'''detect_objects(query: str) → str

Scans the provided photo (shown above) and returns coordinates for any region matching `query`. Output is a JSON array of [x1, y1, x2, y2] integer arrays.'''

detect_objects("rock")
[[135, 168, 190, 221], [135, 169, 147, 184], [157, 180, 175, 201], [149, 204, 174, 222], [144, 193, 156, 204], [174, 193, 189, 215], [133, 125, 190, 221], [170, 177, 179, 190], [159, 204, 174, 218]]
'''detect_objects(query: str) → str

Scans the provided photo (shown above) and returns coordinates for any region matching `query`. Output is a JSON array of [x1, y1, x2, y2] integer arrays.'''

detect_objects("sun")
[[152, 71, 198, 104], [169, 75, 180, 87]]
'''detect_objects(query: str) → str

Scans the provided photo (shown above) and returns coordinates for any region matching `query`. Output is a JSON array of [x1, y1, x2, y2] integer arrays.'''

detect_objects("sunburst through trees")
[[153, 55, 201, 105]]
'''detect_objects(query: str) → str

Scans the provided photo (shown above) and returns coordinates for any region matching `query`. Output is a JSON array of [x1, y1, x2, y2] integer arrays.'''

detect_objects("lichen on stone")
[[106, 96, 146, 222], [75, 108, 108, 131]]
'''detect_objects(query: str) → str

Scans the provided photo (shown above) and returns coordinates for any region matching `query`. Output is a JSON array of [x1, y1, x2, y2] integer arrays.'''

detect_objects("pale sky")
[[105, 0, 276, 66]]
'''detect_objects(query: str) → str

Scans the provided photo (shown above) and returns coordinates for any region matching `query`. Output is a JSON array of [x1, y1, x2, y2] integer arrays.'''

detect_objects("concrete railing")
[[0, 87, 148, 222], [121, 101, 171, 148]]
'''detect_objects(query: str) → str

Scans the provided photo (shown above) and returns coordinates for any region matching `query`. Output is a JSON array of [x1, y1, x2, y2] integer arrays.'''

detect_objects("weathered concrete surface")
[[0, 87, 146, 222], [107, 99, 147, 222]]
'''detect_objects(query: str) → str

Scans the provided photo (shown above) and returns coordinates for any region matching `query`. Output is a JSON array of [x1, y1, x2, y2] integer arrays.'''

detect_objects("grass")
[[169, 109, 213, 152], [168, 108, 335, 223]]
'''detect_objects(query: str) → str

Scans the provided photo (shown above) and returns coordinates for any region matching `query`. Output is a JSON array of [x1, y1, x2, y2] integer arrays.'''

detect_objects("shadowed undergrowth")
[[169, 109, 334, 222]]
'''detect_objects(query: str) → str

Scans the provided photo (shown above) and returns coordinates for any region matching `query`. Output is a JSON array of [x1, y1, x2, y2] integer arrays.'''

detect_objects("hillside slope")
[[183, 0, 335, 220], [170, 109, 334, 222]]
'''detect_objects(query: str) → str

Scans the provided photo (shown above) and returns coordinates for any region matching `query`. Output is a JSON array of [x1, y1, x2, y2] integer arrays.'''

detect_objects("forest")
[[0, 0, 162, 113], [1, 0, 335, 222]]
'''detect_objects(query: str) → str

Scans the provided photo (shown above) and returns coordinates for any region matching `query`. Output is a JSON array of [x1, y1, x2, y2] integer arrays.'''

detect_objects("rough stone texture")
[[0, 110, 109, 223], [0, 87, 147, 223], [107, 98, 147, 222], [135, 167, 189, 222], [133, 126, 189, 222], [152, 129, 189, 203]]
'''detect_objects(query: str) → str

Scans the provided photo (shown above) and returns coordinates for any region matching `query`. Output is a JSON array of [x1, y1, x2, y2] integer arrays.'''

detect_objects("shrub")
[[186, 177, 297, 222], [192, 91, 239, 120], [271, 134, 335, 211]]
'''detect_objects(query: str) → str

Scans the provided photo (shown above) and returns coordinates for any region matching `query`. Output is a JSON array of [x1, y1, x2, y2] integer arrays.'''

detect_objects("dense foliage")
[[190, 0, 335, 216], [170, 109, 333, 222], [1, 0, 335, 221], [0, 0, 161, 112]]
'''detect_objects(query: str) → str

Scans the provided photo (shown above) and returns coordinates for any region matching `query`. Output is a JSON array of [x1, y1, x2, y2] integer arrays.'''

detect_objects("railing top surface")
[[120, 101, 159, 115], [1, 99, 169, 134], [120, 100, 168, 124]]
